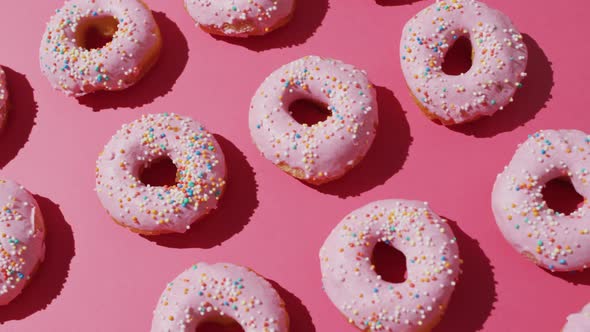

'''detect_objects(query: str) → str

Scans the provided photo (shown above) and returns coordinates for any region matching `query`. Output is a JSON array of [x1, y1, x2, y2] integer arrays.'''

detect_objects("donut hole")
[[289, 99, 331, 126], [139, 157, 178, 187], [542, 177, 585, 215], [371, 241, 407, 284], [195, 318, 245, 332], [442, 35, 473, 76], [75, 15, 119, 50]]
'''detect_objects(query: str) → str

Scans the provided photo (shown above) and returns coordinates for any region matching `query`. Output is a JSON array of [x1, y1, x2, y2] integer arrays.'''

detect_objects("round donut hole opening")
[[289, 99, 331, 126], [442, 35, 473, 76], [542, 177, 585, 215], [75, 15, 119, 50], [139, 157, 178, 187], [195, 318, 245, 332], [371, 241, 407, 284]]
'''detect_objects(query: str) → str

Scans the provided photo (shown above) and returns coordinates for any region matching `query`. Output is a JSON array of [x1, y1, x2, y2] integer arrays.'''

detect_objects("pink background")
[[0, 0, 588, 330]]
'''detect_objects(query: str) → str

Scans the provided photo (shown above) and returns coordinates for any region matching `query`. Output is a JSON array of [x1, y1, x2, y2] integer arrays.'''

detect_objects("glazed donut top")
[[95, 113, 226, 234], [563, 303, 590, 332], [184, 0, 295, 36], [151, 263, 288, 332], [40, 0, 161, 96], [0, 179, 45, 305], [320, 200, 460, 331], [400, 0, 528, 124], [492, 130, 590, 271], [249, 55, 378, 183]]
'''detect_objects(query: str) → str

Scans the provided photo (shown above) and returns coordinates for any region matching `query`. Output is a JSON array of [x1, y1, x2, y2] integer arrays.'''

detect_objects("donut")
[[492, 129, 590, 271], [151, 262, 289, 331], [184, 0, 295, 37], [0, 67, 7, 130], [320, 199, 461, 331], [249, 55, 378, 185], [95, 113, 227, 235], [0, 179, 45, 305], [40, 0, 162, 97], [400, 0, 528, 125], [563, 303, 590, 332]]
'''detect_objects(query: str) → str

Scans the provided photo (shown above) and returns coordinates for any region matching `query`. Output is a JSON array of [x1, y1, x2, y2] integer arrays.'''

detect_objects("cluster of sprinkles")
[[152, 263, 287, 331], [493, 130, 590, 271], [320, 200, 460, 331], [184, 0, 294, 36], [96, 113, 226, 233], [40, 0, 160, 96], [400, 0, 528, 123], [0, 200, 30, 295], [250, 56, 377, 183], [0, 180, 44, 303]]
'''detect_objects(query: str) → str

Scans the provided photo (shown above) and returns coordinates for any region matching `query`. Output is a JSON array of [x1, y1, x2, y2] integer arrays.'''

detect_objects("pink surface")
[[0, 0, 586, 331]]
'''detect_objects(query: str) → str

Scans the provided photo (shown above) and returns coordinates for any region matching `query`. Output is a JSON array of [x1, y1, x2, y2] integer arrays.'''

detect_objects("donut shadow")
[[211, 0, 329, 51], [142, 135, 258, 248], [0, 196, 75, 323], [544, 268, 590, 286], [267, 280, 316, 332], [448, 34, 554, 137], [433, 219, 497, 332], [77, 12, 189, 112], [376, 0, 423, 6], [0, 67, 38, 169], [309, 86, 412, 198]]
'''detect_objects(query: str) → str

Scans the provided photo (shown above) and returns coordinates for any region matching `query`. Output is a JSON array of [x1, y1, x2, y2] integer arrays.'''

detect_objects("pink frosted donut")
[[249, 55, 378, 185], [184, 0, 295, 37], [95, 113, 227, 235], [400, 0, 528, 125], [320, 199, 461, 331], [0, 67, 7, 130], [151, 262, 289, 331], [492, 130, 590, 271], [563, 303, 590, 332], [40, 0, 162, 97], [0, 179, 45, 305]]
